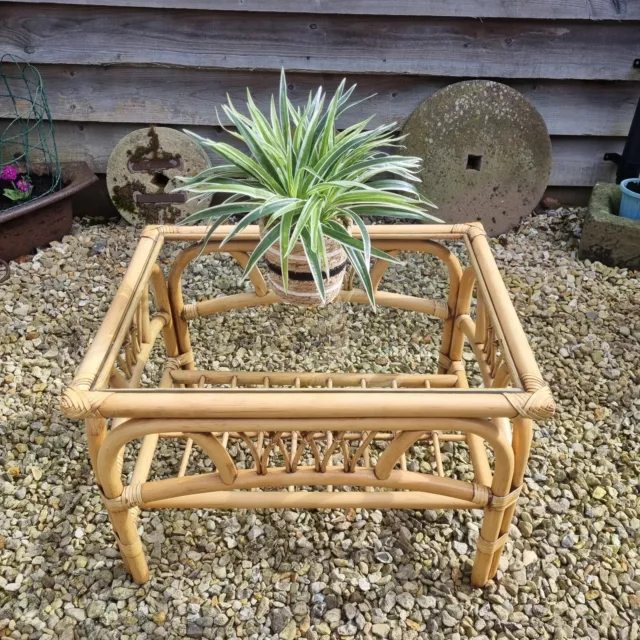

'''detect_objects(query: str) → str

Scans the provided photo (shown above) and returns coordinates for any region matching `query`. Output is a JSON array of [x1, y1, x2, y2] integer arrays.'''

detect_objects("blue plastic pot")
[[619, 178, 640, 220]]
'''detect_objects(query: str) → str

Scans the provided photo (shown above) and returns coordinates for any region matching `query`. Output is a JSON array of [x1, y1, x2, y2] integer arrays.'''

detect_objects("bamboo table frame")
[[61, 222, 554, 587]]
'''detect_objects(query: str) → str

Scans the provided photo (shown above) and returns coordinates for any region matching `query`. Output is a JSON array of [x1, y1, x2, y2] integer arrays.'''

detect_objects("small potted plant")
[[1, 55, 97, 262], [177, 72, 441, 307], [1, 165, 33, 202]]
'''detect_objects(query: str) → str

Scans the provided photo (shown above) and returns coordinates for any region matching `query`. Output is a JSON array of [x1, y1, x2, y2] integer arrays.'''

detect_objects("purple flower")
[[1, 165, 18, 182], [16, 177, 31, 193]]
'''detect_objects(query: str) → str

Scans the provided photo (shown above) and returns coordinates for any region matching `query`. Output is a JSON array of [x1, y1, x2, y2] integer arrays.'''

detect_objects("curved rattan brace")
[[349, 431, 376, 472], [240, 433, 264, 474], [476, 531, 509, 555], [305, 432, 322, 472], [321, 432, 345, 472], [189, 433, 238, 485], [489, 485, 521, 511]]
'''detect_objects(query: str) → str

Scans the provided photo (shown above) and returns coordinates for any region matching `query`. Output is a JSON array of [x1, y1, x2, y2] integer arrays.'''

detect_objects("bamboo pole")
[[177, 373, 205, 476], [371, 250, 399, 290], [92, 390, 526, 420], [161, 224, 470, 243], [172, 370, 458, 389], [150, 264, 179, 358], [475, 292, 488, 345], [432, 431, 444, 476], [139, 285, 150, 345], [451, 364, 493, 488], [465, 233, 548, 394], [125, 315, 168, 388], [177, 440, 193, 477], [144, 490, 479, 511], [487, 417, 533, 578], [492, 361, 512, 388], [188, 289, 448, 319], [71, 228, 164, 392], [167, 248, 197, 371], [339, 289, 448, 318], [131, 435, 158, 488], [85, 417, 107, 481], [134, 466, 487, 506], [109, 367, 128, 389], [470, 426, 515, 587], [455, 315, 494, 386], [156, 430, 465, 443], [449, 266, 477, 364]]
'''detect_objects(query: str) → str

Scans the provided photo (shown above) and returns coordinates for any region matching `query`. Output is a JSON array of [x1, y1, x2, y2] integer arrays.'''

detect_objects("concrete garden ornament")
[[175, 71, 442, 307]]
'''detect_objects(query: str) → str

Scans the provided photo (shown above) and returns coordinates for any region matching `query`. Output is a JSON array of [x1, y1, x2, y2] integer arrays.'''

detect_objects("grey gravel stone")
[[396, 592, 415, 610], [270, 607, 293, 633], [375, 551, 393, 564], [86, 601, 107, 620], [372, 623, 391, 638]]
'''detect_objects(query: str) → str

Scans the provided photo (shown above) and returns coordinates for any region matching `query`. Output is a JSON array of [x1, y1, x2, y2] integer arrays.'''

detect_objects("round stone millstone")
[[107, 126, 211, 226], [402, 80, 552, 236]]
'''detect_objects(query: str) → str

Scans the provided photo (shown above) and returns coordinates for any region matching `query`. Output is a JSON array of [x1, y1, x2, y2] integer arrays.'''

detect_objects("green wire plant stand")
[[0, 53, 62, 208]]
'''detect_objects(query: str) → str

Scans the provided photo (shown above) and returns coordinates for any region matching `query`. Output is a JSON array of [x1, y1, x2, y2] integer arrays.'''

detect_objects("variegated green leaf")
[[179, 70, 440, 308]]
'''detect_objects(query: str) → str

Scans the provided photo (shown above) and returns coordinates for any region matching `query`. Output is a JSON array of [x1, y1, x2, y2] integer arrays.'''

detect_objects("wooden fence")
[[1, 1, 639, 208]]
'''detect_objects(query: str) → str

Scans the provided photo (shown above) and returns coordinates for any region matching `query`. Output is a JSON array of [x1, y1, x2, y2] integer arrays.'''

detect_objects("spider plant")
[[176, 70, 441, 307]]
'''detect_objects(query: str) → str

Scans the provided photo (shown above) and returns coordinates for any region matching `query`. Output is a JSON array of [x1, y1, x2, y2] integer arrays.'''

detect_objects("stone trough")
[[579, 182, 640, 270]]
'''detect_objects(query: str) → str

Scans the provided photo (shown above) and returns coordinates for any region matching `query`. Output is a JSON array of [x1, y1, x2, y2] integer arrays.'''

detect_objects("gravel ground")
[[0, 209, 639, 640]]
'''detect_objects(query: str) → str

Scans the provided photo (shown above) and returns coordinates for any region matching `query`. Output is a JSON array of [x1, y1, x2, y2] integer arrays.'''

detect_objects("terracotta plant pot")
[[261, 225, 348, 307]]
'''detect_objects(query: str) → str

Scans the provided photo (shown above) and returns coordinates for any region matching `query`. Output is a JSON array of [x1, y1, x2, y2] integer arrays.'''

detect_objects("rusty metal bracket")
[[128, 158, 184, 173], [133, 192, 187, 205]]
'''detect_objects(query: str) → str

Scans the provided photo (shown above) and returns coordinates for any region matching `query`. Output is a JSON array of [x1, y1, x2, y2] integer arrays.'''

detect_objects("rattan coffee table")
[[62, 222, 554, 587]]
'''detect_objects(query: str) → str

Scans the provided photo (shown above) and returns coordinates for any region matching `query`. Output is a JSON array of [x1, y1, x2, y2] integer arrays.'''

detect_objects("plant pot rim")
[[0, 161, 97, 225], [620, 178, 640, 199]]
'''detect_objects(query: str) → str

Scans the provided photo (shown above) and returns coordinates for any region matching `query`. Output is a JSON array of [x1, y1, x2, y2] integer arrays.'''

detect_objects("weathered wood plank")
[[24, 65, 640, 137], [1, 6, 639, 80], [550, 137, 622, 187], [3, 0, 639, 20], [1, 120, 621, 186]]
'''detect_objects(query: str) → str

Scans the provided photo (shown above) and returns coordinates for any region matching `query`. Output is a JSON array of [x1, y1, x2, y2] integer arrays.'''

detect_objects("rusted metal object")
[[0, 259, 9, 283], [133, 192, 187, 204], [107, 127, 210, 226], [128, 158, 184, 172], [0, 162, 97, 262]]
